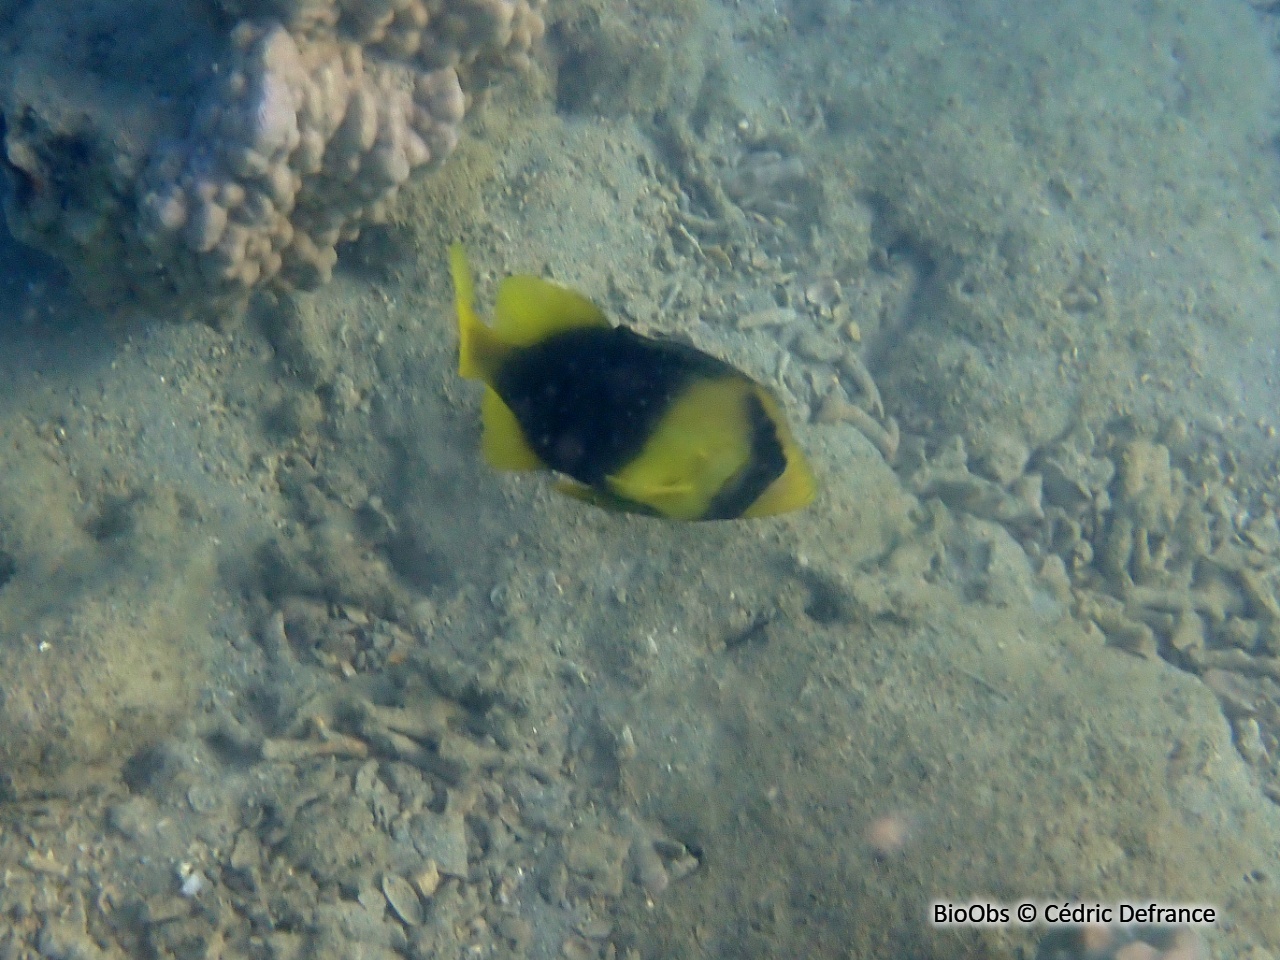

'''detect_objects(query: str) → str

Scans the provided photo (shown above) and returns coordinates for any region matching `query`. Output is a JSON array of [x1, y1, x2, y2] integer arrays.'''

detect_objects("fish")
[[448, 244, 816, 521]]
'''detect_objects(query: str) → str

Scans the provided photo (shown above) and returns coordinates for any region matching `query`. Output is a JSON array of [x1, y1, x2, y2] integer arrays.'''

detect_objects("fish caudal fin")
[[741, 391, 817, 518], [449, 244, 507, 382], [741, 454, 816, 517]]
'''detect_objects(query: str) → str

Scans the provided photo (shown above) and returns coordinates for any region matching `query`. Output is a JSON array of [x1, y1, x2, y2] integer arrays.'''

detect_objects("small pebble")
[[413, 860, 442, 899], [630, 837, 668, 898], [187, 784, 219, 814], [180, 869, 207, 898], [498, 914, 534, 948], [795, 330, 843, 363], [865, 812, 913, 859], [1234, 716, 1268, 766], [561, 935, 595, 960], [1162, 930, 1208, 960], [1114, 942, 1159, 960], [737, 306, 798, 330], [576, 917, 613, 940], [1079, 926, 1114, 952]]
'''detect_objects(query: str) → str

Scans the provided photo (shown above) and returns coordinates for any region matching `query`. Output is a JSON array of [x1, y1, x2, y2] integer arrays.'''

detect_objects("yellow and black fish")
[[448, 244, 816, 521]]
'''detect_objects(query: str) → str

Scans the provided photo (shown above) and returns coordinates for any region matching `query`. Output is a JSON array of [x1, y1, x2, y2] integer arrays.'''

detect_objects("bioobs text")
[[932, 901, 1218, 926], [933, 903, 1010, 925]]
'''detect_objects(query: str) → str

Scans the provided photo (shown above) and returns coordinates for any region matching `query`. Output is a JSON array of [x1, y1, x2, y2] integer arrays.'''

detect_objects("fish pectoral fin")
[[481, 389, 544, 471], [606, 473, 694, 501]]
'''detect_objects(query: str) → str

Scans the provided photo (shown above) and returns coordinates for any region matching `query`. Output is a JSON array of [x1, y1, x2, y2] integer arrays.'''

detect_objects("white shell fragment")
[[382, 871, 424, 926]]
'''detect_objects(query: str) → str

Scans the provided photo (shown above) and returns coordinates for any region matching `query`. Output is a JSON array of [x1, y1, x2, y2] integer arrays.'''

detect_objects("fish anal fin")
[[553, 479, 605, 505], [493, 275, 610, 345], [481, 389, 543, 471]]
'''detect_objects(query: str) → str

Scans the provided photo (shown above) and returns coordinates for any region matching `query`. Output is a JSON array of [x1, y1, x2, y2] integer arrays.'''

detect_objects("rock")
[[406, 811, 468, 878]]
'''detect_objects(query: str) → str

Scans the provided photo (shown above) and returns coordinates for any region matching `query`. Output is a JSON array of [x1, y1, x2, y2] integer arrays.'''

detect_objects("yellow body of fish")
[[449, 244, 815, 521]]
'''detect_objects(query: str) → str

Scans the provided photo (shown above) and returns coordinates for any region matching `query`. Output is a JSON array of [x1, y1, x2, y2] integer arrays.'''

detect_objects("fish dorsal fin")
[[481, 388, 544, 471], [493, 274, 610, 345]]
